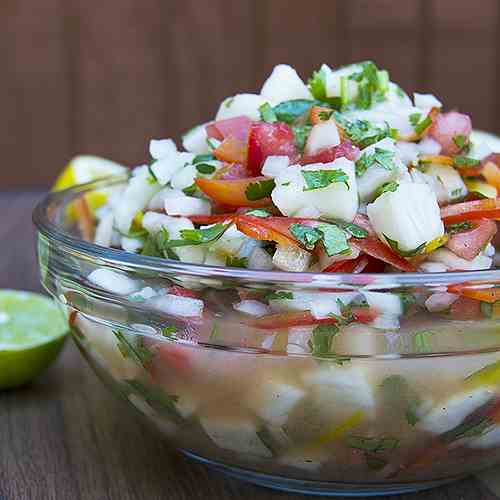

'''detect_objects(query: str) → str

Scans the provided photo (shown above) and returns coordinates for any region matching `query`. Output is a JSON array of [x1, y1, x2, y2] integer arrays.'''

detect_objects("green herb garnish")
[[266, 291, 294, 300], [335, 221, 368, 239], [374, 181, 399, 199], [114, 330, 153, 368], [334, 113, 395, 148], [195, 163, 216, 175], [409, 113, 422, 128], [453, 134, 468, 151], [245, 179, 276, 201], [302, 169, 349, 191], [182, 184, 197, 196], [413, 330, 434, 353], [384, 235, 426, 258], [225, 255, 248, 268], [290, 223, 350, 257], [224, 97, 235, 108], [245, 209, 271, 218], [161, 326, 177, 338], [454, 155, 480, 167], [308, 69, 342, 108], [355, 148, 396, 177], [292, 124, 312, 152], [308, 324, 339, 358], [380, 374, 421, 426], [413, 115, 432, 135], [346, 435, 400, 453], [289, 224, 323, 250], [273, 99, 319, 124], [447, 221, 474, 235], [193, 153, 214, 164], [125, 379, 180, 420], [259, 102, 278, 123]]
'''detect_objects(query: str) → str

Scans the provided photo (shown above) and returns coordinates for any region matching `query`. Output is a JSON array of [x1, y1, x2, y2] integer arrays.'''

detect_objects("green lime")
[[0, 290, 68, 390]]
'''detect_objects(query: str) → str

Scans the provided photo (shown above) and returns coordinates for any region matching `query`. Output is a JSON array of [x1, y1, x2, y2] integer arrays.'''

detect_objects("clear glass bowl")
[[33, 178, 500, 496]]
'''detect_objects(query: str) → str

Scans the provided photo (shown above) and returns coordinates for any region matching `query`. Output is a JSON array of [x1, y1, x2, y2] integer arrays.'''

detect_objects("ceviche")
[[45, 61, 500, 492]]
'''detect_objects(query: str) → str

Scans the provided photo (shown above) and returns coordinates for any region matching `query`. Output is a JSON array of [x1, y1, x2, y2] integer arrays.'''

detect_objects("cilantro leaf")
[[266, 291, 294, 300], [447, 221, 474, 235], [148, 164, 158, 183], [384, 235, 426, 257], [454, 155, 480, 167], [193, 153, 214, 164], [316, 223, 351, 257], [245, 179, 275, 201], [334, 112, 394, 148], [292, 124, 312, 152], [225, 255, 248, 268], [414, 115, 432, 135], [308, 324, 339, 358], [182, 184, 197, 195], [244, 209, 271, 218], [273, 99, 320, 124], [308, 69, 342, 108], [259, 102, 278, 123], [398, 292, 416, 314], [175, 223, 230, 246], [336, 221, 368, 239], [346, 435, 400, 453], [453, 134, 468, 151], [302, 169, 349, 191], [195, 163, 216, 175], [289, 224, 322, 250], [413, 330, 434, 353], [161, 326, 177, 338], [346, 61, 389, 110], [224, 97, 235, 108], [374, 181, 399, 199], [355, 148, 396, 177], [379, 374, 421, 426], [409, 113, 422, 127]]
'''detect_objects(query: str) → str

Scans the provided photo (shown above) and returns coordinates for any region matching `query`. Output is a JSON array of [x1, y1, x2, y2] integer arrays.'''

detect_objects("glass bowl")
[[33, 178, 500, 496]]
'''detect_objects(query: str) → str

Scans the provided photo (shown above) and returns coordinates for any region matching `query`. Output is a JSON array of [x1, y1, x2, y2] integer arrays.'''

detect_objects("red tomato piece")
[[448, 296, 482, 319], [428, 111, 472, 155], [214, 136, 247, 165], [206, 116, 252, 142], [301, 140, 359, 165], [445, 219, 497, 260], [448, 285, 500, 304], [236, 215, 300, 247], [195, 176, 273, 208], [186, 213, 237, 224], [167, 285, 200, 299], [247, 122, 298, 175], [440, 198, 500, 224], [215, 162, 251, 180], [323, 255, 368, 273]]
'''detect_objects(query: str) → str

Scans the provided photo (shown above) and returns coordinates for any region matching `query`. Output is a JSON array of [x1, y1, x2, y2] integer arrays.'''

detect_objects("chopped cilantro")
[[206, 137, 219, 151], [384, 235, 426, 257], [195, 163, 216, 175], [308, 324, 339, 358], [245, 209, 271, 218], [454, 155, 480, 167], [346, 435, 400, 453], [259, 102, 278, 123], [453, 134, 468, 151], [451, 188, 463, 198], [316, 223, 351, 257], [193, 153, 214, 164], [347, 61, 389, 110], [273, 99, 320, 124], [409, 113, 422, 128], [413, 115, 433, 135], [355, 148, 396, 177], [374, 181, 399, 199], [365, 455, 387, 470], [182, 184, 197, 196], [141, 234, 162, 257], [481, 301, 493, 318], [380, 374, 421, 426], [281, 181, 291, 186], [308, 68, 342, 108], [398, 293, 416, 314], [245, 179, 275, 201], [442, 415, 493, 444], [148, 164, 158, 183], [175, 223, 230, 246], [266, 291, 294, 300], [114, 330, 153, 368], [334, 113, 394, 148], [289, 224, 322, 250], [334, 221, 368, 239], [292, 124, 312, 152], [161, 326, 177, 338], [302, 169, 349, 191], [125, 379, 180, 420], [318, 110, 333, 121], [225, 255, 248, 268], [413, 330, 434, 353], [224, 97, 235, 108]]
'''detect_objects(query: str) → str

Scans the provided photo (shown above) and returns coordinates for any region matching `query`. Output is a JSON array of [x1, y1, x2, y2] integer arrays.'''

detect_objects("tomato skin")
[[445, 219, 497, 260], [448, 296, 483, 319], [187, 213, 237, 224], [301, 140, 359, 165], [448, 285, 500, 304], [247, 122, 298, 175], [214, 137, 247, 165], [206, 116, 252, 142], [246, 308, 378, 330], [236, 215, 300, 247], [440, 198, 500, 224], [428, 111, 472, 155], [195, 176, 272, 208]]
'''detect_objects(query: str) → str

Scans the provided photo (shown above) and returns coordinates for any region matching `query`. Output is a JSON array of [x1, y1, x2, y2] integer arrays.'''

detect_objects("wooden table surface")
[[1, 191, 499, 500]]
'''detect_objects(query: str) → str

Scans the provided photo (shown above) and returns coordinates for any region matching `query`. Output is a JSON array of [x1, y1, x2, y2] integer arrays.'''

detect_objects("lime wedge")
[[0, 290, 68, 390]]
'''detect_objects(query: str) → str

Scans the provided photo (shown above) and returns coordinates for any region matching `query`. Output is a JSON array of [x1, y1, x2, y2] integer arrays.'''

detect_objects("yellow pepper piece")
[[425, 234, 448, 254], [312, 410, 365, 447], [465, 360, 500, 390]]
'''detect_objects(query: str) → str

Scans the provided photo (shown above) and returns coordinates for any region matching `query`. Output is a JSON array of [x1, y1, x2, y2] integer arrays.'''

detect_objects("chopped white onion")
[[272, 245, 311, 272], [417, 137, 442, 156], [261, 156, 290, 178], [149, 138, 177, 160], [233, 300, 271, 317], [150, 294, 204, 318], [88, 268, 140, 295], [424, 293, 459, 312], [94, 212, 114, 247], [164, 196, 211, 216]]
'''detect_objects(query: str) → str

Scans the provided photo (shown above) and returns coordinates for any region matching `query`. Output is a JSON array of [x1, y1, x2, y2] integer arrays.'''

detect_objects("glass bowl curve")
[[33, 178, 500, 496]]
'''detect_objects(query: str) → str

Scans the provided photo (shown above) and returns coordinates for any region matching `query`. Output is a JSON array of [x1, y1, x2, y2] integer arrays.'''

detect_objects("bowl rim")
[[33, 176, 500, 287]]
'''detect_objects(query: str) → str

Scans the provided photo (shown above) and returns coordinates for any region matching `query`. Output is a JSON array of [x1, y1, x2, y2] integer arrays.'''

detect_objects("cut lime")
[[0, 290, 68, 390]]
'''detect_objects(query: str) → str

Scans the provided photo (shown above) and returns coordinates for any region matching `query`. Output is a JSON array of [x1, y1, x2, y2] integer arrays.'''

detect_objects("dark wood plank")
[[73, 0, 256, 168], [0, 1, 72, 189]]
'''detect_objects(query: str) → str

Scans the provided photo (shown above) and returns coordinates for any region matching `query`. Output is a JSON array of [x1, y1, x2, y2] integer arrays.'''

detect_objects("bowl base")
[[181, 449, 464, 497]]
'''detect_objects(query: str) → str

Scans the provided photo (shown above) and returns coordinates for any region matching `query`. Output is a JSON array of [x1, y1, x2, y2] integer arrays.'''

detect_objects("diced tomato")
[[195, 176, 272, 208], [351, 237, 416, 272], [323, 255, 366, 273], [352, 213, 376, 236], [167, 285, 200, 299], [428, 111, 472, 155], [214, 136, 247, 165], [214, 162, 251, 180], [247, 122, 298, 175], [448, 295, 483, 319], [445, 219, 497, 260], [448, 284, 500, 304], [310, 105, 332, 125], [206, 116, 252, 142], [301, 139, 359, 165], [187, 213, 237, 224], [245, 308, 378, 330], [154, 343, 192, 377], [236, 215, 300, 247], [440, 198, 500, 224]]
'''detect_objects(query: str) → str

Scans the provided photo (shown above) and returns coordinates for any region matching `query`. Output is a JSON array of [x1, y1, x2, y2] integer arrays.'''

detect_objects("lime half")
[[0, 290, 68, 390]]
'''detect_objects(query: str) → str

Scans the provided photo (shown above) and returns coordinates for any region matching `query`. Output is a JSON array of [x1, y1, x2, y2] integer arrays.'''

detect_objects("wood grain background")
[[1, 0, 499, 188]]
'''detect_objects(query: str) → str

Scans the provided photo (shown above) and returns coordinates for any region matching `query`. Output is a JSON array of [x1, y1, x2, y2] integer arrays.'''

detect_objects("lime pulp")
[[0, 290, 68, 390]]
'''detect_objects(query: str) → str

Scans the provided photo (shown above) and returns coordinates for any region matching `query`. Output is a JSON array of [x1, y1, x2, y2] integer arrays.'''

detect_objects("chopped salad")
[[90, 61, 500, 276]]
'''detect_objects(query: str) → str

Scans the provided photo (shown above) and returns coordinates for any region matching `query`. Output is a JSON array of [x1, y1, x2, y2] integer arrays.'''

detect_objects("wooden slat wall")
[[1, 0, 499, 188]]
